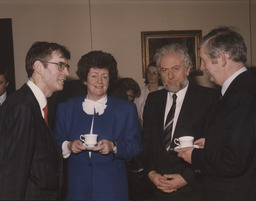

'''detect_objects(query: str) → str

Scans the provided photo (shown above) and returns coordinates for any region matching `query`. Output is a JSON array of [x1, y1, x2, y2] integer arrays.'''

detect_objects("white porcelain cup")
[[174, 136, 194, 148], [80, 134, 98, 146]]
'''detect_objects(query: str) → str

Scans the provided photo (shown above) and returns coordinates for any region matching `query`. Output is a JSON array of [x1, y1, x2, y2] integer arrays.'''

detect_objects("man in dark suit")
[[0, 41, 70, 200], [177, 26, 256, 201], [142, 43, 218, 201]]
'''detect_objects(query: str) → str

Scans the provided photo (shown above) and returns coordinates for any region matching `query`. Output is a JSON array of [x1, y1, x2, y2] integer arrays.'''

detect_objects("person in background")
[[134, 61, 163, 124], [0, 67, 9, 106], [0, 41, 70, 200], [108, 77, 141, 102], [142, 43, 218, 201], [54, 50, 142, 201], [176, 26, 256, 201]]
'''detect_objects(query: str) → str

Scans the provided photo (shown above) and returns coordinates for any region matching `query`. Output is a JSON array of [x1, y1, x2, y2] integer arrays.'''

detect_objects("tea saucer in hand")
[[174, 144, 199, 150], [83, 143, 97, 150]]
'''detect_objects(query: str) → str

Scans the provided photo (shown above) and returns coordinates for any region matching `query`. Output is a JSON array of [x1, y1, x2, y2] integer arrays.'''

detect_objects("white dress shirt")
[[27, 80, 47, 118], [0, 92, 7, 105], [164, 82, 189, 146]]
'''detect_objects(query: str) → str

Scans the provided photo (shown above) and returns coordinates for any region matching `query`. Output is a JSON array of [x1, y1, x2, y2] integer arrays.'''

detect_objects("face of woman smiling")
[[83, 67, 109, 101]]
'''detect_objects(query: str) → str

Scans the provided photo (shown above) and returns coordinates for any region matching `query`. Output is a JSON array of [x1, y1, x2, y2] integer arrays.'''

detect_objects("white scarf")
[[82, 96, 107, 115]]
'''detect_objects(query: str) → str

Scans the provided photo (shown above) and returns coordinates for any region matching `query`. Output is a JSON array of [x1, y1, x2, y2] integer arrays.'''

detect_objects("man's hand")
[[175, 147, 194, 164], [148, 171, 177, 193], [162, 174, 188, 190], [194, 138, 205, 148]]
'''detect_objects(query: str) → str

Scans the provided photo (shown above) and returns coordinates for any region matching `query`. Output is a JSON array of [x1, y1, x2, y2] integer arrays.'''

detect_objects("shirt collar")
[[27, 80, 47, 110], [221, 67, 247, 96], [0, 92, 7, 105]]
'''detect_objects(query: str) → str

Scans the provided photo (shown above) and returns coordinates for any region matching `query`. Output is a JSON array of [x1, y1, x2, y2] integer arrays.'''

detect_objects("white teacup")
[[80, 134, 98, 146], [174, 136, 194, 148]]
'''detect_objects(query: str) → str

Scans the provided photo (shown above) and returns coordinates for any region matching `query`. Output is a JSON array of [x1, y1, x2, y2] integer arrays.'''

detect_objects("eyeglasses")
[[39, 60, 70, 71]]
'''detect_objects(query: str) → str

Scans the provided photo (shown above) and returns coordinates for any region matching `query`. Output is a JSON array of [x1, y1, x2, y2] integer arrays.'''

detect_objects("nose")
[[62, 67, 70, 76], [168, 69, 174, 79], [97, 76, 103, 83]]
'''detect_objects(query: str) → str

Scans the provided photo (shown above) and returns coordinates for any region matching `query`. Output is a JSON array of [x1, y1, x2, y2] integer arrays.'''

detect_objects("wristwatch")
[[112, 141, 117, 154]]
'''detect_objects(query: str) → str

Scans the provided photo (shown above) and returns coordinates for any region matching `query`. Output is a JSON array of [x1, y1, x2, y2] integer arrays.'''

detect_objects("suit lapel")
[[173, 83, 196, 139], [155, 90, 168, 144]]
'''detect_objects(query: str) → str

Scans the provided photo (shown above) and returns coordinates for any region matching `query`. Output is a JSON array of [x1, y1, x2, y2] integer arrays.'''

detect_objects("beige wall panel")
[[0, 0, 91, 88], [250, 0, 256, 67], [90, 0, 251, 87], [0, 0, 254, 88]]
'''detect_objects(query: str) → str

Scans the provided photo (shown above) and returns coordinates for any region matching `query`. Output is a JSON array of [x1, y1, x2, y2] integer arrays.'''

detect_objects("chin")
[[165, 86, 180, 93], [55, 85, 64, 91]]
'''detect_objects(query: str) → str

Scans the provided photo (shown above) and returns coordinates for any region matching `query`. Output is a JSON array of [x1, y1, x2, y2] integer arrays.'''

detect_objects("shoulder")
[[189, 82, 219, 95], [3, 84, 36, 107], [107, 96, 136, 109], [57, 96, 84, 109], [236, 70, 256, 87], [147, 88, 166, 99], [0, 85, 38, 119]]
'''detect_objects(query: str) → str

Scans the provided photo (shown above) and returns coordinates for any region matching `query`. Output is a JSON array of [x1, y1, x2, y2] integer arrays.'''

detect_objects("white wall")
[[90, 0, 253, 87], [0, 0, 91, 88], [0, 0, 255, 89]]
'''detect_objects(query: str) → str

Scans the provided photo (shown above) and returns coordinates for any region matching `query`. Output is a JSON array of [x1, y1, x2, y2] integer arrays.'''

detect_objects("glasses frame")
[[39, 60, 70, 71]]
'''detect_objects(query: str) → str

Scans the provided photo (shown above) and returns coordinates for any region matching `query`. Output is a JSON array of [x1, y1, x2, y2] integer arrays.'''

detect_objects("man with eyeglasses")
[[0, 41, 70, 200]]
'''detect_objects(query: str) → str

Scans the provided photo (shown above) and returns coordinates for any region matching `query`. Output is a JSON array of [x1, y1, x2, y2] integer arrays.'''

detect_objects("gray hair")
[[199, 26, 247, 64], [154, 43, 192, 70]]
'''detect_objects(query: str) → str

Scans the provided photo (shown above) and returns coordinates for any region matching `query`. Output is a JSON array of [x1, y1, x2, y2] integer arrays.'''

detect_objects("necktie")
[[43, 104, 49, 127], [163, 94, 177, 150]]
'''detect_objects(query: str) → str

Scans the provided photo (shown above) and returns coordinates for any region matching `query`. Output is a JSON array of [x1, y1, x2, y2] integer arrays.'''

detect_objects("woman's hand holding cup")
[[93, 139, 115, 155], [68, 140, 86, 154]]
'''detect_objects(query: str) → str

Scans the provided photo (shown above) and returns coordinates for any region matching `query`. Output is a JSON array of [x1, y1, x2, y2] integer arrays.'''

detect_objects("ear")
[[33, 60, 44, 75], [186, 65, 191, 76], [83, 80, 87, 85], [6, 81, 9, 87], [219, 52, 227, 67]]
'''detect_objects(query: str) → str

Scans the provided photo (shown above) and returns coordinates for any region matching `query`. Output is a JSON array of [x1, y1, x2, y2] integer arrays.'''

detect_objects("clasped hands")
[[175, 138, 205, 164], [148, 171, 187, 193], [68, 139, 115, 155]]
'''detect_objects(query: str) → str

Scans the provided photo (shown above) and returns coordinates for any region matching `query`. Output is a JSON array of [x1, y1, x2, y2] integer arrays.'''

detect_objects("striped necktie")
[[163, 94, 177, 150]]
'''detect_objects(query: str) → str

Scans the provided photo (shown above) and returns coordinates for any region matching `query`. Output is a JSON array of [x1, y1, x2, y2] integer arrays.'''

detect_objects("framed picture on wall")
[[141, 30, 202, 77]]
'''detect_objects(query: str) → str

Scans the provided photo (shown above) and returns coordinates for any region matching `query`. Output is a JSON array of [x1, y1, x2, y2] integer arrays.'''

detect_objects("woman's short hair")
[[117, 77, 141, 97], [76, 50, 118, 86]]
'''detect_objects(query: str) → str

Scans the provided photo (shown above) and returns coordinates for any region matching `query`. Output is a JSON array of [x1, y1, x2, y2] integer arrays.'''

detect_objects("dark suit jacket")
[[0, 84, 63, 200], [142, 82, 218, 201], [192, 70, 256, 201]]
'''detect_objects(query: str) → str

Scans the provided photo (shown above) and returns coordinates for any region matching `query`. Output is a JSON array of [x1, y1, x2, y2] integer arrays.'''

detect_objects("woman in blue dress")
[[54, 50, 142, 201]]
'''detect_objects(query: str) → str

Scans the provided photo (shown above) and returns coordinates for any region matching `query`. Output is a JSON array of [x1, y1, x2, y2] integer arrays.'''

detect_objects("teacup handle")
[[80, 135, 85, 142], [174, 138, 180, 146]]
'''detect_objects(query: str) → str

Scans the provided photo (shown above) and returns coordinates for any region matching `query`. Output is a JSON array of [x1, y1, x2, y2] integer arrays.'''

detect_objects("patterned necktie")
[[163, 94, 177, 150], [43, 104, 48, 127]]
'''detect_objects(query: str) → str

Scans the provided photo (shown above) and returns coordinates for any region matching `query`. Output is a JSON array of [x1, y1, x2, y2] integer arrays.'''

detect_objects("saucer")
[[83, 143, 97, 150], [174, 144, 199, 150]]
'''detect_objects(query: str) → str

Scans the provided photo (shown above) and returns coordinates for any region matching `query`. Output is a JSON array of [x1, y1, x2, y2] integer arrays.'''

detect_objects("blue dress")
[[54, 96, 142, 201]]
